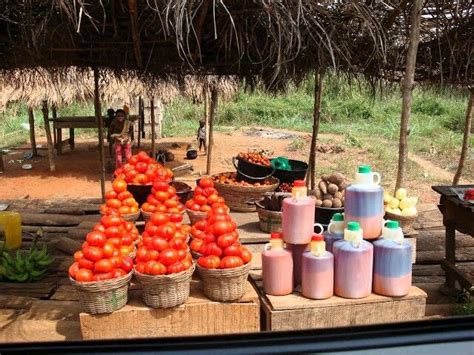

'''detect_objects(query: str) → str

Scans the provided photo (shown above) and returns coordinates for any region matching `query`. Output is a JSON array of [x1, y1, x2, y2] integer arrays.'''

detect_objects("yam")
[[321, 174, 330, 182], [322, 199, 333, 208], [323, 194, 333, 201], [332, 198, 343, 208], [313, 187, 322, 199], [327, 183, 338, 194], [338, 182, 347, 191], [328, 172, 345, 185], [318, 180, 328, 195], [334, 191, 343, 200], [315, 199, 323, 207]]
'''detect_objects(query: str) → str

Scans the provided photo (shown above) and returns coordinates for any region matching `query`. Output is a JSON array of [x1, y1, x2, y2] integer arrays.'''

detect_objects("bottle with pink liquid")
[[262, 232, 293, 296], [333, 221, 373, 299], [282, 180, 315, 245], [373, 220, 412, 296], [323, 212, 344, 253], [302, 234, 334, 299], [344, 165, 384, 240]]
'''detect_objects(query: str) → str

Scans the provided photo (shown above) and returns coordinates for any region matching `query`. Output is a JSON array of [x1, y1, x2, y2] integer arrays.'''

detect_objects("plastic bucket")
[[271, 159, 308, 184], [315, 206, 344, 230], [233, 157, 275, 184], [170, 180, 193, 204]]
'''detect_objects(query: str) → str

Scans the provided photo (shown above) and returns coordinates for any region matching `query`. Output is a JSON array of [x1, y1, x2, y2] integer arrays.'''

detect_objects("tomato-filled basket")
[[197, 262, 251, 302], [69, 271, 133, 314], [134, 264, 195, 308]]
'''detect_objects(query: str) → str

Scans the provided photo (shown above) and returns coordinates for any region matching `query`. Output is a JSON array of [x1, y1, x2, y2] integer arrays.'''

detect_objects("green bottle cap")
[[332, 213, 344, 222], [358, 165, 372, 174], [386, 220, 399, 229], [347, 221, 360, 231]]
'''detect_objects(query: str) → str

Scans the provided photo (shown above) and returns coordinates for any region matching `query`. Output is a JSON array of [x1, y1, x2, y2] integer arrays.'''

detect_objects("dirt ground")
[[0, 127, 451, 203]]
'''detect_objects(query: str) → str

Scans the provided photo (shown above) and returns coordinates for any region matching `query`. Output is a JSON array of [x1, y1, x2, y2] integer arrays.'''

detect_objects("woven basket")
[[385, 211, 418, 235], [186, 209, 208, 225], [141, 209, 185, 223], [100, 210, 140, 222], [213, 174, 279, 212], [256, 204, 282, 233], [197, 262, 251, 302], [134, 264, 195, 308], [70, 271, 132, 314]]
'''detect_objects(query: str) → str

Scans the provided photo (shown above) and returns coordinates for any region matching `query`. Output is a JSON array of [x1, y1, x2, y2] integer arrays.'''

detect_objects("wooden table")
[[432, 185, 474, 294], [51, 116, 99, 154]]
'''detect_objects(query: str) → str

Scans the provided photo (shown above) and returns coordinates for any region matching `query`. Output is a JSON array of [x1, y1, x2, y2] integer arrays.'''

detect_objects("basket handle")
[[233, 157, 276, 181]]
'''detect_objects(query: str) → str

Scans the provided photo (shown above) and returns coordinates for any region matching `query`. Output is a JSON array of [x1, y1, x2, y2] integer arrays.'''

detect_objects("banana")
[[15, 273, 29, 282], [35, 245, 48, 261], [36, 256, 54, 267], [30, 269, 47, 280]]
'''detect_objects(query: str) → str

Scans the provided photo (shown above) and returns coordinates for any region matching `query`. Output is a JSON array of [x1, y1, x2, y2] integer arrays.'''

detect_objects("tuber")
[[315, 199, 323, 207], [327, 183, 338, 194], [322, 199, 333, 208], [319, 180, 328, 195], [328, 172, 345, 185], [332, 198, 343, 208]]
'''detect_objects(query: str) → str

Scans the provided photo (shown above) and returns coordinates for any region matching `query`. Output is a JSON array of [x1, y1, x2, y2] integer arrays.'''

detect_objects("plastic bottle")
[[333, 221, 373, 299], [323, 213, 344, 253], [282, 180, 316, 245], [301, 234, 334, 299], [373, 220, 412, 296], [262, 232, 293, 296], [0, 212, 22, 250], [344, 165, 384, 240]]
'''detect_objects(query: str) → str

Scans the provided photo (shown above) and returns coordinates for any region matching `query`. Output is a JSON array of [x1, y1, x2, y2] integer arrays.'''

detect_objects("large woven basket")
[[256, 203, 282, 233], [70, 271, 133, 314], [197, 262, 251, 302], [141, 209, 185, 223], [385, 211, 418, 235], [212, 174, 280, 212], [100, 210, 140, 222], [186, 209, 208, 225], [134, 264, 195, 308]]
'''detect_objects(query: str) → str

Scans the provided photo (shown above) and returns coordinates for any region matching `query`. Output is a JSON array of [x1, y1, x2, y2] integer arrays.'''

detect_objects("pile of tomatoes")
[[114, 151, 173, 185], [141, 180, 185, 214], [191, 209, 252, 269], [237, 152, 271, 167], [184, 178, 226, 212], [68, 215, 139, 282], [100, 179, 139, 216], [135, 212, 193, 275], [212, 172, 275, 187]]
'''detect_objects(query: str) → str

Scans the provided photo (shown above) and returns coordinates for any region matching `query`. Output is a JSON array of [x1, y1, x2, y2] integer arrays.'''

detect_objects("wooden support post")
[[137, 97, 142, 148], [0, 151, 4, 173], [206, 88, 218, 175], [150, 97, 156, 158], [27, 107, 37, 157], [127, 0, 143, 68], [41, 101, 56, 172], [453, 88, 473, 185], [395, 0, 423, 192], [308, 70, 324, 190], [94, 69, 106, 202], [204, 86, 210, 149]]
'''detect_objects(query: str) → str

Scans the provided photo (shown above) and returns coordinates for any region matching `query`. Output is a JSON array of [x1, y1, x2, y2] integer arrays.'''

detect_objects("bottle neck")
[[292, 186, 307, 200], [383, 227, 404, 244], [310, 240, 325, 257], [356, 173, 374, 185], [344, 229, 363, 248], [270, 239, 284, 250]]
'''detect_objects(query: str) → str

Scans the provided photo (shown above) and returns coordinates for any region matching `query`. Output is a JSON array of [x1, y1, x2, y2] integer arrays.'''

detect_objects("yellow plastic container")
[[0, 212, 22, 250]]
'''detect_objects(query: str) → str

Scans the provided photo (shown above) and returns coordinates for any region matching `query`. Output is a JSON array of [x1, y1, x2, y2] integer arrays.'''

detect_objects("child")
[[109, 109, 133, 168], [196, 119, 206, 154]]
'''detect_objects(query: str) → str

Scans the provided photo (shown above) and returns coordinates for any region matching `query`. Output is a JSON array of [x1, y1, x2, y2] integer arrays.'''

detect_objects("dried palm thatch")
[[183, 75, 238, 102]]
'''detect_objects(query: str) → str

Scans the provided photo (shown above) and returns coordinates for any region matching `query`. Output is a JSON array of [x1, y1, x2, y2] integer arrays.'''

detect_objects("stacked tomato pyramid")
[[114, 151, 173, 185], [141, 180, 185, 215], [100, 179, 139, 217], [185, 178, 226, 213], [68, 216, 139, 282]]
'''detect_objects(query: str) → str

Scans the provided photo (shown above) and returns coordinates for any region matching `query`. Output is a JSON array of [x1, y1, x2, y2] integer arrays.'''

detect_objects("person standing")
[[109, 109, 133, 168], [196, 119, 206, 154]]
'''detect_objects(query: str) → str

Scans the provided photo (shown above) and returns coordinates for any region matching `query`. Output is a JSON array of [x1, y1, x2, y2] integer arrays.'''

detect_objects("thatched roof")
[[0, 1, 472, 88]]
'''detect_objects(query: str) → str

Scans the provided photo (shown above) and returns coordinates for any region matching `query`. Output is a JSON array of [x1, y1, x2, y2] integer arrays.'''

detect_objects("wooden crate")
[[80, 279, 260, 340], [251, 275, 427, 331]]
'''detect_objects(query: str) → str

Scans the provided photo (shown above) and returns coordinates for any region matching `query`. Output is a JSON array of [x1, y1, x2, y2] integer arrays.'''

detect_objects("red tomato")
[[159, 248, 179, 266], [223, 245, 241, 256], [203, 233, 216, 243], [194, 195, 208, 206], [94, 259, 114, 274], [220, 256, 244, 269], [167, 262, 185, 274], [201, 242, 223, 257], [110, 255, 123, 268], [128, 155, 139, 165], [93, 224, 106, 233], [117, 191, 132, 201], [104, 226, 121, 239], [136, 247, 148, 261], [194, 219, 207, 231], [145, 250, 160, 261], [120, 245, 133, 256], [82, 246, 104, 262], [112, 179, 127, 193], [136, 174, 149, 185], [167, 186, 177, 196], [206, 194, 219, 205], [200, 205, 212, 213], [101, 215, 123, 228], [106, 237, 122, 248], [154, 191, 170, 202], [92, 272, 113, 282], [112, 268, 127, 278], [199, 177, 214, 188], [217, 233, 238, 249], [137, 151, 151, 163], [169, 213, 183, 223], [150, 237, 169, 251], [239, 247, 252, 264], [135, 262, 146, 274], [213, 221, 234, 236], [182, 259, 193, 270], [86, 231, 107, 247], [121, 234, 133, 246], [190, 238, 204, 252], [78, 257, 94, 270], [106, 198, 122, 209], [185, 200, 194, 209], [75, 268, 93, 282], [136, 161, 148, 173], [150, 212, 170, 226], [169, 236, 187, 250], [156, 223, 176, 240], [164, 199, 178, 209], [155, 204, 168, 213], [153, 181, 169, 192], [68, 262, 79, 278], [126, 169, 138, 182], [190, 203, 201, 212], [144, 261, 167, 275], [120, 256, 134, 273], [73, 251, 83, 262], [197, 255, 221, 269], [194, 186, 203, 196], [102, 243, 116, 258], [105, 190, 118, 200], [176, 249, 188, 261]]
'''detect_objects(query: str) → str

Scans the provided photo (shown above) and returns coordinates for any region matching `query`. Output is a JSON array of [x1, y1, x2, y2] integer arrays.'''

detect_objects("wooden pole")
[[27, 107, 37, 157], [395, 0, 423, 192], [94, 69, 106, 202], [41, 101, 56, 172], [453, 88, 474, 185], [308, 69, 324, 190], [206, 88, 218, 175], [204, 85, 210, 149], [0, 151, 4, 173], [137, 96, 142, 148], [150, 97, 156, 158]]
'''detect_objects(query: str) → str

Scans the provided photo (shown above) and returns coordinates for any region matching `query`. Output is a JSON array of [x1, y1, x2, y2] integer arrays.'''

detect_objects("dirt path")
[[408, 152, 459, 183]]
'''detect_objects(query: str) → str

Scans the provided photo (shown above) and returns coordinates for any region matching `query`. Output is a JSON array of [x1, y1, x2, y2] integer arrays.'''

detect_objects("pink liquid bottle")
[[323, 212, 344, 253], [333, 221, 373, 299], [373, 220, 412, 296], [344, 165, 384, 240], [302, 234, 334, 299], [282, 180, 316, 245], [262, 232, 293, 296]]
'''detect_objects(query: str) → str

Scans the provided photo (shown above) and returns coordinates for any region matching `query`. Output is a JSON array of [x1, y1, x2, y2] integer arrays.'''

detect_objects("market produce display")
[[114, 151, 173, 185], [68, 216, 138, 282], [100, 180, 139, 216], [311, 173, 346, 208], [185, 178, 225, 212], [384, 188, 418, 217], [277, 182, 293, 193], [141, 180, 185, 214], [212, 172, 275, 187], [237, 151, 271, 167]]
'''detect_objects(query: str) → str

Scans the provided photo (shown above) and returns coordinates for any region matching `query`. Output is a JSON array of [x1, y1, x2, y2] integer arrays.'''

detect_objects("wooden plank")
[[80, 280, 259, 340], [0, 294, 35, 309], [50, 285, 80, 301], [51, 237, 82, 255], [20, 213, 99, 226], [22, 225, 71, 233]]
